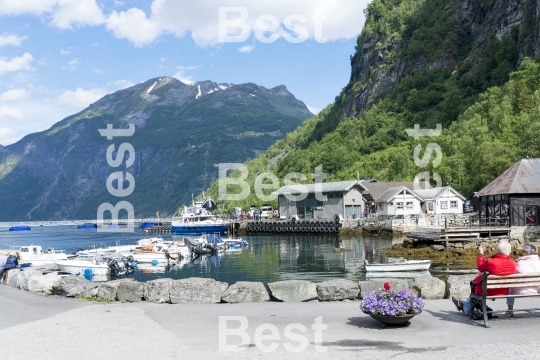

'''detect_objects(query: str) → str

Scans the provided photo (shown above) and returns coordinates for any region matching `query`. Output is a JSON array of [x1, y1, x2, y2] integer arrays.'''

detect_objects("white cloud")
[[61, 57, 80, 71], [0, 0, 105, 29], [238, 45, 254, 53], [0, 52, 34, 75], [57, 87, 107, 108], [50, 0, 105, 29], [306, 104, 321, 115], [60, 49, 71, 55], [173, 65, 202, 85], [0, 127, 18, 145], [0, 106, 24, 120], [108, 79, 135, 90], [0, 88, 29, 101], [102, 0, 367, 47], [0, 34, 26, 47], [93, 68, 105, 74], [105, 8, 162, 47]]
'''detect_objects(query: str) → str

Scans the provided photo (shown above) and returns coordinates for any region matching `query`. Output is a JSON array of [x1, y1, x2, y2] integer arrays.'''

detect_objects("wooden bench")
[[470, 272, 540, 328]]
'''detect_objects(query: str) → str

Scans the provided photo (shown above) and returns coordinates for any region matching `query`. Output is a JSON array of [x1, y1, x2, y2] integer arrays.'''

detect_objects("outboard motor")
[[125, 255, 137, 270], [107, 258, 123, 274]]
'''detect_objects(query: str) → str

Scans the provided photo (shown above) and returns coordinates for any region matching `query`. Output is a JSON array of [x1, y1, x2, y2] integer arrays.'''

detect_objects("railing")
[[0, 217, 177, 228]]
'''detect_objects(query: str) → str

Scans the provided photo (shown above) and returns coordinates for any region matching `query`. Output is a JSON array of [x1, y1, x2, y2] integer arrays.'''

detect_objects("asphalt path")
[[1, 285, 540, 359]]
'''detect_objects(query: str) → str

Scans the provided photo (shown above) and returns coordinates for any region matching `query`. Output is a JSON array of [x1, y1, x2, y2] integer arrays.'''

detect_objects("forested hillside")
[[197, 0, 540, 213]]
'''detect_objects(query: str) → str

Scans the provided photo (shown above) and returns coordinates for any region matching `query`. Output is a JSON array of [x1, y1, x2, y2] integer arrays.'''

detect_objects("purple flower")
[[359, 287, 424, 316]]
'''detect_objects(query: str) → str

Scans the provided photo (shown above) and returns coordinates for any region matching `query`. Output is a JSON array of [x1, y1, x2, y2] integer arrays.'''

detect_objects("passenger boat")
[[12, 245, 68, 266], [361, 259, 432, 272], [171, 203, 231, 235]]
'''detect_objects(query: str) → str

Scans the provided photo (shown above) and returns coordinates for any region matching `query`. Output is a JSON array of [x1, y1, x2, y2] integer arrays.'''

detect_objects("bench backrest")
[[486, 273, 540, 289]]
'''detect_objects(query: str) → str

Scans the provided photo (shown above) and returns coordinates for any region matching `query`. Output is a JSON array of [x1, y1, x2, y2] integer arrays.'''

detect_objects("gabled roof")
[[360, 181, 430, 199], [272, 180, 367, 196], [478, 159, 540, 196], [414, 186, 466, 201], [375, 186, 423, 203], [376, 186, 466, 203]]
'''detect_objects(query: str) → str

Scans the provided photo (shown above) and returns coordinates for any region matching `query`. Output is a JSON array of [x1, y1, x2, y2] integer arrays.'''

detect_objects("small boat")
[[361, 259, 432, 272], [9, 226, 31, 231], [125, 243, 181, 263], [12, 245, 68, 266], [56, 255, 137, 277], [222, 236, 248, 249], [184, 233, 226, 256], [77, 223, 97, 229], [365, 270, 431, 279], [140, 222, 156, 229]]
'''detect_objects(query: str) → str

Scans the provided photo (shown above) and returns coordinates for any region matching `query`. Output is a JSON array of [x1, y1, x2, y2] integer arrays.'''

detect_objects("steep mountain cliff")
[[201, 0, 540, 211], [0, 77, 312, 220]]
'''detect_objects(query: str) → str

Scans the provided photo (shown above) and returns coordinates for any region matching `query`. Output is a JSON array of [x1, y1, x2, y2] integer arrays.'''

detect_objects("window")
[[345, 205, 352, 218], [406, 202, 413, 209], [450, 201, 458, 209], [441, 201, 448, 210], [396, 202, 404, 209], [526, 206, 537, 226]]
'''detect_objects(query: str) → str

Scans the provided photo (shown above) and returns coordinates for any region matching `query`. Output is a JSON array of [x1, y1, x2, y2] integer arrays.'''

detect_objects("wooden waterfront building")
[[478, 159, 540, 226]]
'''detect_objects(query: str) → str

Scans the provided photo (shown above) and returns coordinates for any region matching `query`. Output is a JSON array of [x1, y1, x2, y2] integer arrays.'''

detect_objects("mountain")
[[0, 77, 313, 220], [201, 0, 540, 211]]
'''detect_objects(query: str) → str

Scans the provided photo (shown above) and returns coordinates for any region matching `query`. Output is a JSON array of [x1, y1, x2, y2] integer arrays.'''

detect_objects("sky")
[[0, 0, 369, 146]]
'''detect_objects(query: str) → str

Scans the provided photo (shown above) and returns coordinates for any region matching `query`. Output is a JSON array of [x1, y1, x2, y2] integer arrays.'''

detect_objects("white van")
[[261, 206, 273, 219]]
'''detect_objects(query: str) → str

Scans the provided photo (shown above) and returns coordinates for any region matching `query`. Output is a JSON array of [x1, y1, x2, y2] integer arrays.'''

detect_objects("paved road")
[[1, 285, 539, 359]]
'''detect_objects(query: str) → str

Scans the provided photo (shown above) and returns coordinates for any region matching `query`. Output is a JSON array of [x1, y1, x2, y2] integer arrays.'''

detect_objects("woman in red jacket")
[[452, 241, 516, 316]]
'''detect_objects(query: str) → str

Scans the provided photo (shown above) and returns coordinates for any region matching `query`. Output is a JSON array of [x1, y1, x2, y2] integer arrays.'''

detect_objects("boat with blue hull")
[[77, 223, 97, 229], [171, 203, 231, 235], [9, 226, 31, 231]]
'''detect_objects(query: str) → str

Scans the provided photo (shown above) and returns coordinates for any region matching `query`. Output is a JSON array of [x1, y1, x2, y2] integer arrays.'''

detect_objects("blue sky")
[[0, 0, 369, 145]]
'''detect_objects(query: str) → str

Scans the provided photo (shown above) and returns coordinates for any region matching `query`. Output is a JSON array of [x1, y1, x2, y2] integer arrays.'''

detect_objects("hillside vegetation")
[[198, 0, 540, 213]]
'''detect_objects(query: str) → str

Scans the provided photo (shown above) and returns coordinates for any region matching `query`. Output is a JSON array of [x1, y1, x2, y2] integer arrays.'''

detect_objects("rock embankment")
[[1, 269, 457, 304]]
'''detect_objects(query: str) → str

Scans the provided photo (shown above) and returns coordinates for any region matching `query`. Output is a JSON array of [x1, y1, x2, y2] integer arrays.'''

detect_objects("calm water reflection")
[[0, 226, 398, 283]]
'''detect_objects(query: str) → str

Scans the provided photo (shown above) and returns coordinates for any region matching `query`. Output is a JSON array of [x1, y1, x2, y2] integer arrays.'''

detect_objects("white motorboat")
[[365, 270, 431, 279], [11, 245, 68, 266], [55, 258, 111, 276], [361, 259, 432, 272], [222, 236, 248, 249]]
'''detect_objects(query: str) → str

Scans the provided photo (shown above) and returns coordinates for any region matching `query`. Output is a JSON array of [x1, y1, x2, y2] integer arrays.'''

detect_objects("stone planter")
[[367, 311, 421, 328]]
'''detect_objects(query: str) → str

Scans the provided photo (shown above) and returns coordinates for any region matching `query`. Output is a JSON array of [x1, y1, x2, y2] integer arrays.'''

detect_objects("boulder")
[[117, 281, 144, 302], [267, 280, 318, 302], [144, 279, 171, 303], [431, 245, 445, 251], [7, 269, 42, 290], [316, 279, 359, 301], [55, 276, 98, 297], [170, 277, 228, 304], [408, 274, 446, 300], [97, 279, 133, 300], [447, 274, 477, 300], [221, 281, 269, 303], [28, 272, 60, 295], [358, 279, 409, 299]]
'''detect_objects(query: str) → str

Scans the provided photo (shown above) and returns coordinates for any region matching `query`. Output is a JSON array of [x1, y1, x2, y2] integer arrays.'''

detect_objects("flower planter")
[[368, 311, 421, 327]]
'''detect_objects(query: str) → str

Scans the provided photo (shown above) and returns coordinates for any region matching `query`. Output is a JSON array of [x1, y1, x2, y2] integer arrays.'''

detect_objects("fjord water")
[[0, 226, 395, 283]]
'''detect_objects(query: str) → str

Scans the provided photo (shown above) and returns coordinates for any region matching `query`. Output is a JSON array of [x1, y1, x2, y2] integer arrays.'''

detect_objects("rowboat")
[[361, 259, 431, 272]]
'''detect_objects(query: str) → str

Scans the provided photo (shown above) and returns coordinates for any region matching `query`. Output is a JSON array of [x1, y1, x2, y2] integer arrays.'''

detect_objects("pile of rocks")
[[430, 236, 521, 252], [2, 268, 450, 304]]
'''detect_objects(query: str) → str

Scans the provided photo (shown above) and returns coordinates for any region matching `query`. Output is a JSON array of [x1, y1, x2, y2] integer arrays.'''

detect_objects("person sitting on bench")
[[452, 241, 516, 315], [506, 243, 540, 317]]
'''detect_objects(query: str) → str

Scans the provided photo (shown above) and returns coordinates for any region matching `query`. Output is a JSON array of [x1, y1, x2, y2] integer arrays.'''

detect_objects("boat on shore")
[[360, 259, 432, 272]]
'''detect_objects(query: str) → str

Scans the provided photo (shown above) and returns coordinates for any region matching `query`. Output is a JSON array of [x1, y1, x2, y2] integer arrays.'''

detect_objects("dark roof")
[[272, 180, 367, 196], [478, 159, 540, 196], [360, 181, 430, 199]]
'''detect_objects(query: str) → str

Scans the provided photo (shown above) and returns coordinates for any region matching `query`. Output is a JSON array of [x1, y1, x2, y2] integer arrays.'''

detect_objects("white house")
[[375, 186, 466, 215]]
